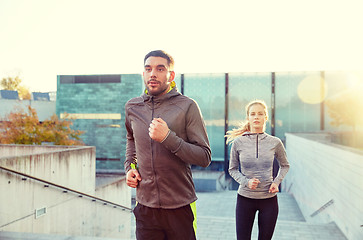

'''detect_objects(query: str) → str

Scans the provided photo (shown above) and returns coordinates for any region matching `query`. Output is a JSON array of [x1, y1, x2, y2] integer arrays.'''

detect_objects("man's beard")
[[146, 79, 170, 96]]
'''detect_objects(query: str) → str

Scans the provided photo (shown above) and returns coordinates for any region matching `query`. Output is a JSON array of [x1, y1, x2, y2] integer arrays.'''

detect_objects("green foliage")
[[0, 106, 84, 145]]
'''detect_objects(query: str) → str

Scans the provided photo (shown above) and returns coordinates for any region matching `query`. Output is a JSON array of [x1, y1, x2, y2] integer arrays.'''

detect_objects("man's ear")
[[168, 71, 175, 82]]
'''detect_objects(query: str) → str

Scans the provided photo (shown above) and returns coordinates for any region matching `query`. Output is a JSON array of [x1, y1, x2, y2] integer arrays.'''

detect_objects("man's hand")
[[149, 118, 170, 142], [126, 169, 141, 188]]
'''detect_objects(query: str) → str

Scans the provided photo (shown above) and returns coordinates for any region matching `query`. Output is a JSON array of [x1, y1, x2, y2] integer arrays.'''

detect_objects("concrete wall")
[[0, 144, 132, 239], [0, 99, 56, 122], [95, 176, 131, 207], [192, 170, 226, 192], [0, 145, 96, 193], [284, 133, 363, 240]]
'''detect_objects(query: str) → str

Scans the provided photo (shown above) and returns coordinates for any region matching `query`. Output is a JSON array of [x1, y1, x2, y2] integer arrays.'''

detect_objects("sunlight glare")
[[297, 76, 327, 104]]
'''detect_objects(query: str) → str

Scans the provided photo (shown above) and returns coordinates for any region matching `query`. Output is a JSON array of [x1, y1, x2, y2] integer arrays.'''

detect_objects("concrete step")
[[273, 220, 348, 240], [0, 231, 131, 240], [196, 192, 306, 222], [2, 192, 347, 240], [197, 216, 347, 240], [194, 191, 347, 240]]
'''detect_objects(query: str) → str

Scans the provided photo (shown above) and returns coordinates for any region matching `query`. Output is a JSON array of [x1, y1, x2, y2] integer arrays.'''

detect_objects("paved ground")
[[130, 191, 348, 240], [193, 191, 347, 240], [0, 191, 347, 240]]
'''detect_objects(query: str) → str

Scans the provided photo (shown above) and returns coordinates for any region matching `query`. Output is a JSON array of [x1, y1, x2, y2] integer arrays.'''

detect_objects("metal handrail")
[[310, 199, 334, 217], [0, 165, 132, 212]]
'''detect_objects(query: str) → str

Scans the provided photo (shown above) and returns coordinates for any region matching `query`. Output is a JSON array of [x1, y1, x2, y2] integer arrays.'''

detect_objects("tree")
[[1, 76, 21, 90], [325, 87, 363, 147], [1, 76, 31, 100], [17, 85, 31, 100], [41, 114, 85, 145], [0, 106, 84, 145], [325, 89, 362, 131]]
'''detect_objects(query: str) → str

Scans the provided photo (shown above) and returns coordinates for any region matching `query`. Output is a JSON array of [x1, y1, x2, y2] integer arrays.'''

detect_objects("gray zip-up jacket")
[[229, 132, 289, 199], [124, 87, 211, 209]]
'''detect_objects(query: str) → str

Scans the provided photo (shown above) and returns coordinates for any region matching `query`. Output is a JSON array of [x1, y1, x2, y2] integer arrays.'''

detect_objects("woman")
[[226, 100, 290, 240]]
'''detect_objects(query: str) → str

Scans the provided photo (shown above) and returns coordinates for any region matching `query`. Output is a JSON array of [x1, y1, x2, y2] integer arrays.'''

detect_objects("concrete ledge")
[[192, 170, 226, 192], [0, 231, 131, 240], [285, 132, 361, 240]]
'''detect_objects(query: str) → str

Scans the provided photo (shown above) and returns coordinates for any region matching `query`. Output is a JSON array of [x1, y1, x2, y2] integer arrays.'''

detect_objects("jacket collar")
[[242, 131, 268, 140], [142, 86, 181, 103]]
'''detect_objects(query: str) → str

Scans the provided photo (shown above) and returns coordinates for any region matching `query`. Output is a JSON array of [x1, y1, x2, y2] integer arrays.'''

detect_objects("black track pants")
[[133, 203, 196, 240], [236, 194, 278, 240]]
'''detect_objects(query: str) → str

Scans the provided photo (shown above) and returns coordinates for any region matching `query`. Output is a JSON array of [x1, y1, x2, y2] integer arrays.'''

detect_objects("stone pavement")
[[0, 232, 131, 240], [130, 191, 347, 240], [194, 191, 347, 240], [0, 191, 347, 240]]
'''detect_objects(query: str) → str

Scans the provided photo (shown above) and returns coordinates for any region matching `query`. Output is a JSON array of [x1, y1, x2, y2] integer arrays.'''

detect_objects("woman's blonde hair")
[[225, 99, 268, 144]]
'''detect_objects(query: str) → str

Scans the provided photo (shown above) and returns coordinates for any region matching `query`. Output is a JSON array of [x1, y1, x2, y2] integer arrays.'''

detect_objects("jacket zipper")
[[151, 97, 162, 207], [256, 133, 259, 159]]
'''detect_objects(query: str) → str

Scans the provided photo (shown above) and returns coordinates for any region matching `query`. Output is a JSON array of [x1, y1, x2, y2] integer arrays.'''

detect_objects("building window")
[[59, 75, 121, 84]]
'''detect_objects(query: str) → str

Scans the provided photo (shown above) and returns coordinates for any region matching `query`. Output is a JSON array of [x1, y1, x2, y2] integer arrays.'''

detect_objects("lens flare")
[[297, 76, 327, 104]]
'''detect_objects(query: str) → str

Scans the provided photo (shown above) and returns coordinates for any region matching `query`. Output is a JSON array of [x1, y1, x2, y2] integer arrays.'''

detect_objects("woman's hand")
[[269, 182, 279, 193], [248, 178, 261, 190]]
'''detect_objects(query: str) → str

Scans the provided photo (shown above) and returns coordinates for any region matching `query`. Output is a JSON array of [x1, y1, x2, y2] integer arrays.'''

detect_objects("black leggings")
[[236, 194, 278, 240]]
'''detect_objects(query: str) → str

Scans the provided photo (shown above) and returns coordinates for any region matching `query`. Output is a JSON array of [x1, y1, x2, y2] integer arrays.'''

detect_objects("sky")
[[0, 0, 362, 92]]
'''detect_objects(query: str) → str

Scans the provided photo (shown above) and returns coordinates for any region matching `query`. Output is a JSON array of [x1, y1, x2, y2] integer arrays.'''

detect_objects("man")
[[124, 50, 211, 240]]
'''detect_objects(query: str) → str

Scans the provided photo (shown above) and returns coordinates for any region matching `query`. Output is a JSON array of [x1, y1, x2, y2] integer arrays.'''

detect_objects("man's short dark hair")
[[144, 50, 174, 70]]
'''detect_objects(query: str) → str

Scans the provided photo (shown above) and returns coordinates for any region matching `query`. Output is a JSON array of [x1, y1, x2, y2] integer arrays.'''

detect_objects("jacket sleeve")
[[273, 139, 290, 185], [124, 107, 136, 173], [228, 141, 249, 187], [161, 100, 211, 167]]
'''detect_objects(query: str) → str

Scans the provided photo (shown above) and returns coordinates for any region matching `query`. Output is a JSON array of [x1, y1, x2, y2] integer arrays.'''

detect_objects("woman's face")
[[247, 104, 267, 133]]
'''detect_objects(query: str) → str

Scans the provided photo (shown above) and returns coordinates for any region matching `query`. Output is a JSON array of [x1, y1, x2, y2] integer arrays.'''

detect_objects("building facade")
[[56, 71, 361, 173], [56, 74, 143, 172]]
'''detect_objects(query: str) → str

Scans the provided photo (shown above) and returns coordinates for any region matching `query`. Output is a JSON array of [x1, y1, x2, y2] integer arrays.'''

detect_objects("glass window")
[[100, 75, 121, 83], [228, 72, 272, 134], [59, 75, 75, 84], [184, 73, 225, 162], [275, 72, 321, 141], [174, 74, 182, 93]]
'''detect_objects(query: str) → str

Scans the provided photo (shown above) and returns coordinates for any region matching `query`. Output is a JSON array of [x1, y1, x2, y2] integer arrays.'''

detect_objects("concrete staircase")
[[195, 191, 348, 240], [0, 231, 132, 240], [0, 192, 348, 240]]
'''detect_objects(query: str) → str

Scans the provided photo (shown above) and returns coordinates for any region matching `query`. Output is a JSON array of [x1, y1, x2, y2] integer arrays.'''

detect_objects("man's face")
[[143, 56, 175, 96]]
